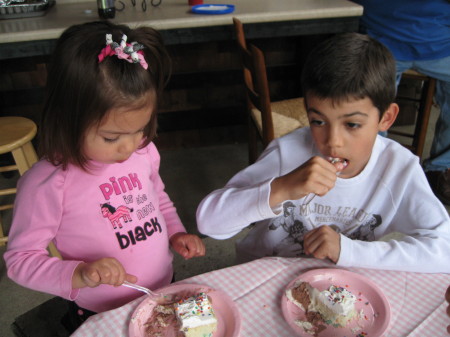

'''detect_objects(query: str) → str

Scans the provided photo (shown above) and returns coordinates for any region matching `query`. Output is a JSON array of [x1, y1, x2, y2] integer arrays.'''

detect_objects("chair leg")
[[412, 77, 436, 159], [248, 116, 258, 164]]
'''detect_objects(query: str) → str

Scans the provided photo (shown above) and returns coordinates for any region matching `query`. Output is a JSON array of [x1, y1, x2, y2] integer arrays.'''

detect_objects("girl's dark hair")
[[39, 21, 171, 169], [301, 33, 396, 118]]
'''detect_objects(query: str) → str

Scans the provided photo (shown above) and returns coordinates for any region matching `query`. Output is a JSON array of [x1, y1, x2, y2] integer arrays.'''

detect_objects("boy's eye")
[[103, 137, 119, 143], [310, 119, 325, 126], [347, 122, 361, 129]]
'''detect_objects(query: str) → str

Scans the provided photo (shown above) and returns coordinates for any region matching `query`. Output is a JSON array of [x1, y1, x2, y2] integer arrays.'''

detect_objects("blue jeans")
[[396, 55, 450, 172]]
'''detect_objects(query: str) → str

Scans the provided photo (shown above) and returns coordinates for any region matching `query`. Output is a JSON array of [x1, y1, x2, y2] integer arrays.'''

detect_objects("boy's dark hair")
[[301, 33, 396, 117], [39, 21, 171, 170]]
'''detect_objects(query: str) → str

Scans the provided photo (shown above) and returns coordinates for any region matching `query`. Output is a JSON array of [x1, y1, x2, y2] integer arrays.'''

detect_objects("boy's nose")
[[327, 127, 343, 148]]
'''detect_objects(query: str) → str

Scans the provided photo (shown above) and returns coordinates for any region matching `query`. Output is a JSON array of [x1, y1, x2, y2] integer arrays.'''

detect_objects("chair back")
[[391, 69, 436, 159], [233, 17, 275, 147]]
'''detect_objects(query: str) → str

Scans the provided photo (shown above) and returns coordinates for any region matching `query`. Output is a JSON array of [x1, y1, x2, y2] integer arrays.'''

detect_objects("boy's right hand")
[[72, 257, 137, 289], [270, 156, 345, 207]]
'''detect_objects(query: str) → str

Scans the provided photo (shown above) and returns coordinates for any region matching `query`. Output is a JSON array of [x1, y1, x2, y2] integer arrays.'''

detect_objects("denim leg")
[[395, 61, 413, 87], [411, 56, 450, 171]]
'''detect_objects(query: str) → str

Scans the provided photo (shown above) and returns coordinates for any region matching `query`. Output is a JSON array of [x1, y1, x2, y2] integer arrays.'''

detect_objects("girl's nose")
[[119, 138, 137, 156]]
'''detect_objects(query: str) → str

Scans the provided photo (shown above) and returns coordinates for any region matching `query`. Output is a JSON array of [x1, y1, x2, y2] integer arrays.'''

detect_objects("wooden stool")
[[391, 69, 436, 159], [0, 116, 38, 246]]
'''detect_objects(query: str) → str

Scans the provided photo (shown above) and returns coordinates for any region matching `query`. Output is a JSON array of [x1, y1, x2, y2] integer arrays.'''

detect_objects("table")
[[0, 0, 363, 59], [0, 0, 363, 132], [72, 257, 450, 337]]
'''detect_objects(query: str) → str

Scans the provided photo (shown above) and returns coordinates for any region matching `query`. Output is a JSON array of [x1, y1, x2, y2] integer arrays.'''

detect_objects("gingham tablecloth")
[[72, 257, 450, 337]]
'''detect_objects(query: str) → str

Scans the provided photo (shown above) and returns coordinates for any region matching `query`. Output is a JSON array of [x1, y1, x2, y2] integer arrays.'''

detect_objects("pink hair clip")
[[98, 34, 148, 70]]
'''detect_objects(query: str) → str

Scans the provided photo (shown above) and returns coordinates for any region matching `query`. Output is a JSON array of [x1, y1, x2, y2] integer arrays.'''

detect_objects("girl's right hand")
[[72, 257, 137, 289], [270, 156, 344, 207]]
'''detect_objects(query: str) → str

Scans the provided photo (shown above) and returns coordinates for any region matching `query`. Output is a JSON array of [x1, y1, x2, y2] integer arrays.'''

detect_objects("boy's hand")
[[303, 225, 341, 263], [170, 233, 206, 259], [72, 257, 137, 289], [270, 156, 345, 207]]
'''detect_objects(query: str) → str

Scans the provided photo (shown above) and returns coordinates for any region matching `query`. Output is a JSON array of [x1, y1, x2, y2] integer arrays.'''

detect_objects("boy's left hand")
[[170, 233, 206, 259], [303, 225, 341, 263]]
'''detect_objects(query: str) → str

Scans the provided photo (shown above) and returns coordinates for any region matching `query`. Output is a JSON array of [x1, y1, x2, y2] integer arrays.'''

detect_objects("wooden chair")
[[0, 116, 60, 258], [391, 69, 436, 159], [233, 17, 309, 163]]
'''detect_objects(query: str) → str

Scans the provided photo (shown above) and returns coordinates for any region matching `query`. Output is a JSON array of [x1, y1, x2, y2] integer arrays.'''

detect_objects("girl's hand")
[[303, 225, 341, 263], [170, 233, 206, 259], [270, 156, 345, 207], [446, 285, 450, 333], [72, 257, 137, 289]]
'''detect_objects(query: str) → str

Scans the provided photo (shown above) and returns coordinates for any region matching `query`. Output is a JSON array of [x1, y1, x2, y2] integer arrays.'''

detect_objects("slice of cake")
[[175, 292, 217, 337], [286, 281, 357, 332]]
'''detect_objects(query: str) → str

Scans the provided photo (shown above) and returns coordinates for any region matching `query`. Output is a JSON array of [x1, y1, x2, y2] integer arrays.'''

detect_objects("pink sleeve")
[[148, 143, 187, 237], [4, 162, 81, 300]]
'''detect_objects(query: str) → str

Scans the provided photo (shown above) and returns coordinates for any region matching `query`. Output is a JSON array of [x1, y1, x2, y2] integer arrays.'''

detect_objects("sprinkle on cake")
[[175, 292, 217, 337]]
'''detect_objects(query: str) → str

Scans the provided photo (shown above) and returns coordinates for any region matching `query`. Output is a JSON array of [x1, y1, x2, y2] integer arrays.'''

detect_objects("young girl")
[[4, 21, 205, 331]]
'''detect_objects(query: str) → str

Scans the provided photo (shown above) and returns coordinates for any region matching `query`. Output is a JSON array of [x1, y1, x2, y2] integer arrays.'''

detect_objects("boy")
[[196, 33, 450, 273]]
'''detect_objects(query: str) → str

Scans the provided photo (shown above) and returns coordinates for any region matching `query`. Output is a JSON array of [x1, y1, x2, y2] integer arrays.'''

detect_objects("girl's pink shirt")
[[4, 142, 186, 312]]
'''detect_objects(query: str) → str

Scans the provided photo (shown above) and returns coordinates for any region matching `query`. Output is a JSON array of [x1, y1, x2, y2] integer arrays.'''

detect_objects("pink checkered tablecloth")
[[72, 257, 450, 337]]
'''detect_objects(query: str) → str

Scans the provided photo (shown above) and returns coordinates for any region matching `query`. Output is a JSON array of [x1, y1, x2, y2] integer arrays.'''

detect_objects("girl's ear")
[[378, 103, 399, 132]]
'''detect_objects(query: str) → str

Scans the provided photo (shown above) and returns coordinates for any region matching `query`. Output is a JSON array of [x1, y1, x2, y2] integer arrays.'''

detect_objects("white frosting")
[[287, 281, 357, 327], [310, 285, 356, 317], [294, 320, 315, 334], [175, 293, 217, 331]]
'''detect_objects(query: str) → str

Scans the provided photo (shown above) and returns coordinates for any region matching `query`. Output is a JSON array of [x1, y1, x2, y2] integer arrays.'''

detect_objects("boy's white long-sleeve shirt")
[[197, 128, 450, 273]]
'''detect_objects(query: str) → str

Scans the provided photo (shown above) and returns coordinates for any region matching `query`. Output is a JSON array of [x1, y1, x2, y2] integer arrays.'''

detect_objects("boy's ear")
[[378, 103, 399, 132]]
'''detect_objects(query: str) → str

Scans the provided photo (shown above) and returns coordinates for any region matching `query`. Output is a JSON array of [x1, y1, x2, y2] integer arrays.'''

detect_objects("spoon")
[[302, 157, 348, 206]]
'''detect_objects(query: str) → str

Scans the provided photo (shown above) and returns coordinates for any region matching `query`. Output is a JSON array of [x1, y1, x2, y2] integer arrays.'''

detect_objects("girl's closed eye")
[[103, 136, 119, 143]]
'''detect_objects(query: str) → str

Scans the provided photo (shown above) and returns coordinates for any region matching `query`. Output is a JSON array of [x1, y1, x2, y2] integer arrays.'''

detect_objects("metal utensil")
[[302, 157, 347, 206]]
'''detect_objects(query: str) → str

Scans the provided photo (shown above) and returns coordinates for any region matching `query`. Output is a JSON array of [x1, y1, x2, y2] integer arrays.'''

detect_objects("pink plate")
[[129, 283, 241, 337], [281, 268, 391, 337]]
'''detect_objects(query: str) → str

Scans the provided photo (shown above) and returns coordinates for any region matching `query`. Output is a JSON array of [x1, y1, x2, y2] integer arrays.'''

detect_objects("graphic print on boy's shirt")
[[268, 201, 383, 257], [98, 172, 163, 250]]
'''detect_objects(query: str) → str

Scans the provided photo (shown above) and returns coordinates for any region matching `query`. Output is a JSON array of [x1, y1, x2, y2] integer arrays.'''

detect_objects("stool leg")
[[48, 242, 62, 259], [11, 142, 38, 175], [1, 142, 38, 245], [0, 217, 6, 246], [23, 141, 39, 167]]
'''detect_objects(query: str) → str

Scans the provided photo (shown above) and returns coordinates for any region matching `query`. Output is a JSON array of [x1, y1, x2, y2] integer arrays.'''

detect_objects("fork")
[[122, 281, 175, 303], [302, 157, 347, 206]]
